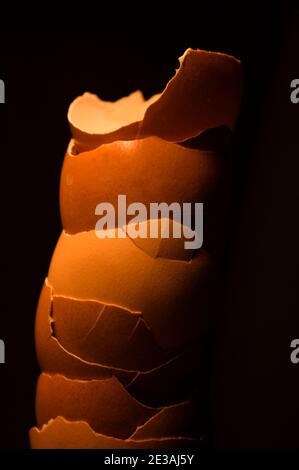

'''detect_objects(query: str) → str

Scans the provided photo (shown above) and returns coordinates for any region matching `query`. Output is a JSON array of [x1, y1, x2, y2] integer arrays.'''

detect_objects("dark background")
[[0, 10, 298, 448]]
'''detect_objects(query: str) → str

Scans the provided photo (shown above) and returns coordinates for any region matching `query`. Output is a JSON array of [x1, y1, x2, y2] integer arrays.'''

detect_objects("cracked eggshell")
[[35, 281, 136, 383], [60, 137, 224, 235], [124, 218, 197, 261], [52, 295, 173, 372], [31, 47, 241, 450], [140, 49, 241, 142], [47, 229, 216, 349], [36, 374, 157, 439], [36, 282, 200, 408], [30, 417, 198, 449], [126, 343, 202, 407], [130, 400, 200, 440], [68, 49, 241, 152]]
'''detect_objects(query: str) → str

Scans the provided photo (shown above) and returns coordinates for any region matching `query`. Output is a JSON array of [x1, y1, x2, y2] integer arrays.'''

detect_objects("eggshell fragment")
[[35, 281, 136, 383], [130, 401, 200, 439], [48, 230, 216, 349], [52, 294, 173, 371], [126, 343, 202, 407], [61, 137, 224, 236], [68, 49, 241, 152], [36, 374, 156, 439], [30, 416, 198, 449], [140, 49, 241, 142], [36, 281, 202, 406], [124, 218, 196, 261]]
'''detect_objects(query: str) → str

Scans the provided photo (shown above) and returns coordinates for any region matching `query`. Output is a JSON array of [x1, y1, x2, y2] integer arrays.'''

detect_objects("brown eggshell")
[[68, 49, 241, 152], [140, 49, 241, 142], [126, 343, 201, 407], [52, 295, 172, 371], [36, 374, 157, 439], [47, 230, 216, 349], [124, 218, 196, 261], [31, 47, 241, 449], [36, 281, 202, 408], [60, 137, 223, 235], [36, 281, 201, 405], [130, 401, 200, 439], [30, 417, 197, 449], [68, 91, 158, 152], [35, 281, 136, 383]]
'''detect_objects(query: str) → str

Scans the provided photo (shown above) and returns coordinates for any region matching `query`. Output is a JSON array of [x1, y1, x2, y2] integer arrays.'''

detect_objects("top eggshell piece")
[[68, 49, 241, 152]]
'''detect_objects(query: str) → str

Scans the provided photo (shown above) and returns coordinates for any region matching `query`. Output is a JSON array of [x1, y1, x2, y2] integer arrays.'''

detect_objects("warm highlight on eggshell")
[[61, 137, 224, 235], [68, 49, 241, 152], [48, 229, 216, 349], [31, 48, 241, 448]]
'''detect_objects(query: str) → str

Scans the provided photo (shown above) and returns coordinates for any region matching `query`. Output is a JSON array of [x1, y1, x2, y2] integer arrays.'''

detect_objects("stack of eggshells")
[[30, 49, 241, 448]]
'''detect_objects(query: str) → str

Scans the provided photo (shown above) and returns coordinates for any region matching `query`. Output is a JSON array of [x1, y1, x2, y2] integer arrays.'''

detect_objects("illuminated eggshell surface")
[[31, 48, 241, 448]]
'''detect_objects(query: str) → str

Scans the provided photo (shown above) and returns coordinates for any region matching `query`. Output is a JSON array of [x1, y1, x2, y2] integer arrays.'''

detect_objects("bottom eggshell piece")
[[29, 416, 198, 449]]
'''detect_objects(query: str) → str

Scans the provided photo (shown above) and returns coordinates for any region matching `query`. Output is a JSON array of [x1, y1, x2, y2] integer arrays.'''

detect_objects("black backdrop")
[[0, 10, 298, 448]]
